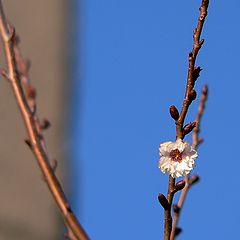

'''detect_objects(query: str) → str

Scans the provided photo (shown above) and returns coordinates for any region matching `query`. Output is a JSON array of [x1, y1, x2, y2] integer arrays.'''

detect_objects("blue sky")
[[69, 1, 240, 239]]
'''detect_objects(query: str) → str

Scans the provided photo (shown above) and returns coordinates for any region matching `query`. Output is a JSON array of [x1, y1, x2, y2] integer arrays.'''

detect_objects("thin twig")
[[163, 1, 209, 239], [170, 85, 208, 240], [192, 85, 208, 149], [0, 2, 89, 240]]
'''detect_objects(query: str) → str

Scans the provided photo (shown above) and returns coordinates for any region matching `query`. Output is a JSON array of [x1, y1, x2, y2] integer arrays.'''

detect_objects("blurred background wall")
[[0, 1, 67, 239]]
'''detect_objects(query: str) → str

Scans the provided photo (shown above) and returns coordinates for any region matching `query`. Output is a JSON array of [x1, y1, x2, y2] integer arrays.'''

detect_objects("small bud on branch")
[[183, 121, 197, 136], [158, 193, 170, 210], [193, 66, 202, 82], [24, 139, 32, 149], [175, 227, 182, 236], [169, 105, 179, 121], [188, 89, 197, 101], [174, 180, 186, 193]]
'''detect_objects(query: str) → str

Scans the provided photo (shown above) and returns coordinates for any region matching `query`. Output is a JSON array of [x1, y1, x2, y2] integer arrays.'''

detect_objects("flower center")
[[169, 149, 182, 162]]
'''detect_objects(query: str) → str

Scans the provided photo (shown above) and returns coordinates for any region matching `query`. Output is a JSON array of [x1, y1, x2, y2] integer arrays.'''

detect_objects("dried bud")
[[173, 204, 181, 214], [174, 180, 186, 192], [188, 89, 197, 101], [175, 227, 182, 236], [169, 105, 179, 121], [183, 121, 197, 136], [158, 193, 170, 210], [189, 175, 200, 185], [188, 52, 193, 59], [26, 85, 36, 99], [40, 118, 51, 130], [193, 66, 202, 81]]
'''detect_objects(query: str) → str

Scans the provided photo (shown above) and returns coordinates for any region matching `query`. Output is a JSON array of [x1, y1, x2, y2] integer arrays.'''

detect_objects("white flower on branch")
[[159, 139, 198, 178]]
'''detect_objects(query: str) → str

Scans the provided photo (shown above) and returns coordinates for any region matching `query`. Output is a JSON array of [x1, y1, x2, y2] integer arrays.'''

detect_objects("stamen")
[[169, 149, 182, 162]]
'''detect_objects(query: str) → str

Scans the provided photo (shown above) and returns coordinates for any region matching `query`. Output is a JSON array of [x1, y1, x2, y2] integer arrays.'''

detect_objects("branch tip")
[[189, 175, 200, 185]]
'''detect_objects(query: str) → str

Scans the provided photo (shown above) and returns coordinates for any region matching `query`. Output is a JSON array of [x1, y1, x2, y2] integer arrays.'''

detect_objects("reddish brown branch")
[[163, 1, 209, 239], [176, 0, 209, 139], [0, 1, 89, 239], [192, 85, 208, 149], [170, 85, 208, 240], [163, 176, 175, 240]]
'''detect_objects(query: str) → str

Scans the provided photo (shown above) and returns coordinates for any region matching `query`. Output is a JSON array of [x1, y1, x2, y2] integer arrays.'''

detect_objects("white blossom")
[[158, 139, 198, 178]]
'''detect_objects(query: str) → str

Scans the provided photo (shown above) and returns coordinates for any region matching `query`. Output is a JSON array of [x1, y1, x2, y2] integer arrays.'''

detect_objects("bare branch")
[[176, 0, 209, 139], [163, 1, 209, 239], [170, 85, 208, 240], [0, 1, 89, 239]]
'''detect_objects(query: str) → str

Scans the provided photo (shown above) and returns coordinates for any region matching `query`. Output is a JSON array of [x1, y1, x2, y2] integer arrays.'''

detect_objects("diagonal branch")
[[170, 85, 208, 240], [0, 1, 89, 239], [176, 0, 209, 140]]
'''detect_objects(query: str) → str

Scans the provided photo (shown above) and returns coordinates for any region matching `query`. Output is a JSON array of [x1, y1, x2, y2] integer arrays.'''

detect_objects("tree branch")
[[163, 1, 209, 239], [176, 0, 209, 139], [0, 1, 89, 239], [170, 85, 208, 240]]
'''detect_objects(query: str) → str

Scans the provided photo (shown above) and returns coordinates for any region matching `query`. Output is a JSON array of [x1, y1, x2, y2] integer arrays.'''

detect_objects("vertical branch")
[[171, 85, 208, 240], [0, 1, 89, 240], [164, 176, 175, 240], [162, 1, 209, 240]]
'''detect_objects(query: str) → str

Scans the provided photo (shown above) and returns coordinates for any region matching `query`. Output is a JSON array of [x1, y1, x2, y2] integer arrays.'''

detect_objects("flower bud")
[[183, 121, 197, 136], [189, 175, 200, 185], [188, 89, 197, 101], [174, 180, 186, 192], [169, 105, 179, 121], [158, 193, 170, 210], [193, 66, 202, 81]]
